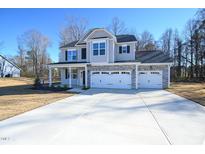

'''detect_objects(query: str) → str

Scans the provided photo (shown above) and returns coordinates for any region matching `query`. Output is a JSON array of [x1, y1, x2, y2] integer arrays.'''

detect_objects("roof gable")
[[60, 28, 138, 49], [84, 28, 116, 41]]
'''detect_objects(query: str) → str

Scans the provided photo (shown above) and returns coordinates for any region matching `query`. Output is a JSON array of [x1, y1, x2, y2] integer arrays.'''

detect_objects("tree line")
[[1, 9, 204, 81]]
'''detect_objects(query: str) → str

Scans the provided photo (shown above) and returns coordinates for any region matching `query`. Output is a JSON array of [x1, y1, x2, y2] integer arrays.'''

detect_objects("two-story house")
[[48, 28, 173, 89]]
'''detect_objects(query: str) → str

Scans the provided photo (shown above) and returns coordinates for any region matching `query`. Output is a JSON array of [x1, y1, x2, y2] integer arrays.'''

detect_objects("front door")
[[80, 70, 85, 86]]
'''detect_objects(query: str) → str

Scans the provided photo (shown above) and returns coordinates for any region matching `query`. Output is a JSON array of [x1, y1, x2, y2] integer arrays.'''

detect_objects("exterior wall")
[[87, 65, 136, 89], [86, 29, 115, 63], [59, 47, 76, 62], [138, 65, 169, 89], [115, 42, 136, 61], [89, 39, 108, 63], [0, 56, 20, 77], [59, 30, 137, 64], [109, 39, 114, 63], [77, 45, 87, 62]]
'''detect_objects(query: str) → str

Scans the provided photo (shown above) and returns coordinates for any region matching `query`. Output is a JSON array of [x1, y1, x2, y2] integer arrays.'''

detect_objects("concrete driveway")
[[0, 89, 205, 145]]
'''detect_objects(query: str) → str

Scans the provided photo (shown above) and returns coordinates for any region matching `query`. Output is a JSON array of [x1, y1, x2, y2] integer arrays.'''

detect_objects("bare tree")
[[108, 17, 127, 35], [17, 30, 51, 77], [59, 16, 88, 45], [184, 19, 196, 78], [160, 28, 173, 56], [138, 31, 156, 51]]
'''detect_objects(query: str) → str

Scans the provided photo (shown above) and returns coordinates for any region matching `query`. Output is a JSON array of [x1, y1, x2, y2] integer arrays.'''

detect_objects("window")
[[111, 72, 119, 74], [81, 48, 86, 59], [92, 72, 100, 74], [68, 50, 77, 61], [100, 42, 105, 55], [139, 72, 146, 74], [72, 69, 77, 79], [93, 43, 98, 56], [93, 42, 106, 56], [101, 72, 109, 74], [151, 72, 160, 74], [72, 74, 77, 79], [121, 72, 130, 74], [122, 46, 127, 53], [119, 45, 130, 54]]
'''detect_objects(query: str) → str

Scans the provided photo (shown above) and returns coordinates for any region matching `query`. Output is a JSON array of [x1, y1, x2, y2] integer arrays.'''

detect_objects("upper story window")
[[92, 42, 106, 56], [65, 50, 77, 61], [119, 45, 130, 54]]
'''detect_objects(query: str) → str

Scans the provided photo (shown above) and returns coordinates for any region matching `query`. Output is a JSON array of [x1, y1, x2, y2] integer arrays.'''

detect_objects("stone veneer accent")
[[87, 65, 136, 89], [138, 65, 169, 89]]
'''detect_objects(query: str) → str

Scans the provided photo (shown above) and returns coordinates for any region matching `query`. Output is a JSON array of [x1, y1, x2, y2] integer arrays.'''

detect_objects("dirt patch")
[[0, 78, 74, 121], [167, 82, 205, 106]]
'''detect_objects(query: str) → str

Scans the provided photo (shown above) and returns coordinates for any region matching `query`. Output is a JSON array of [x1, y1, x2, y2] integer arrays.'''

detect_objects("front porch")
[[48, 63, 88, 89]]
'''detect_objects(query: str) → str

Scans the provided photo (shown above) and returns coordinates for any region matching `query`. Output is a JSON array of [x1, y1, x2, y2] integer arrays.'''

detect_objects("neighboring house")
[[0, 55, 21, 77], [48, 28, 173, 89]]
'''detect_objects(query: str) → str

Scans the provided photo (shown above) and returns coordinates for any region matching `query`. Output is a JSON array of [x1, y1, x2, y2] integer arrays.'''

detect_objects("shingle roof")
[[49, 61, 89, 65], [76, 28, 102, 45], [115, 35, 137, 43], [0, 55, 21, 69], [60, 40, 78, 48], [60, 29, 137, 49], [136, 50, 173, 63]]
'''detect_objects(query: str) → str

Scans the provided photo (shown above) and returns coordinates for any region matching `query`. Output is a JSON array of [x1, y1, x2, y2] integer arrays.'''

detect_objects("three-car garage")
[[90, 69, 164, 89]]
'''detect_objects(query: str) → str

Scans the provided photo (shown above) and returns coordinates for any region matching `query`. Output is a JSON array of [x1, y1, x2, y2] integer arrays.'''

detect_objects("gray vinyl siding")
[[89, 40, 108, 63], [115, 42, 136, 61], [88, 29, 113, 39], [60, 46, 88, 62]]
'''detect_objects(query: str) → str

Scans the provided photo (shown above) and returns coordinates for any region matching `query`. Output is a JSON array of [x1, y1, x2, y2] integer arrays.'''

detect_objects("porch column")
[[48, 66, 52, 87], [135, 64, 138, 89], [85, 65, 88, 88], [168, 65, 170, 88], [69, 67, 72, 88]]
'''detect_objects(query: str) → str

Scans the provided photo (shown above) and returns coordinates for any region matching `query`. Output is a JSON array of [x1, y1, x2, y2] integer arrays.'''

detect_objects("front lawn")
[[167, 82, 205, 106], [0, 78, 74, 121]]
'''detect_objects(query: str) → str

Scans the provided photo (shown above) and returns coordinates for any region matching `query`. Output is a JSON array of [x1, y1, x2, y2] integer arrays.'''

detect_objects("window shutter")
[[81, 48, 86, 59], [65, 51, 68, 61], [119, 46, 122, 53], [127, 46, 130, 53], [65, 68, 68, 79]]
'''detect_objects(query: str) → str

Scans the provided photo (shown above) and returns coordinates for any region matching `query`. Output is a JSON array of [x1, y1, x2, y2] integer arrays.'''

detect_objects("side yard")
[[167, 82, 205, 106], [0, 78, 73, 121]]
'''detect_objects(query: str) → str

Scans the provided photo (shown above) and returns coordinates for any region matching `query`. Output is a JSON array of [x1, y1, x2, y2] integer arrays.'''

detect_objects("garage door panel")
[[139, 71, 162, 89], [91, 71, 131, 89]]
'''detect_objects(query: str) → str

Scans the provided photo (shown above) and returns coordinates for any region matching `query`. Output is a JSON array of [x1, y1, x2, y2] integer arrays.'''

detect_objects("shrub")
[[63, 84, 68, 89], [82, 86, 90, 90], [33, 77, 42, 89]]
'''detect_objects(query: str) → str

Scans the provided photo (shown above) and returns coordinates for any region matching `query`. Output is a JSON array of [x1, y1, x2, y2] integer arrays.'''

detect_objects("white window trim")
[[67, 50, 77, 61], [92, 41, 106, 56]]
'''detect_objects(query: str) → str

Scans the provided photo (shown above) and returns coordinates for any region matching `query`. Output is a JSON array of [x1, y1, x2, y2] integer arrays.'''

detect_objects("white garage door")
[[138, 71, 162, 89], [91, 71, 131, 89]]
